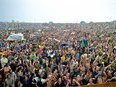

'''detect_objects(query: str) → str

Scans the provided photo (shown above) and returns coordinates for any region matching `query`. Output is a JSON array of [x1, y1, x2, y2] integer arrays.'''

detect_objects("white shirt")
[[1, 57, 8, 67]]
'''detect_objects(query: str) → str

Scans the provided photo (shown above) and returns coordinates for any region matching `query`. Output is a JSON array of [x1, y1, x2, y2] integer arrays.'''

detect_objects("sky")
[[0, 0, 116, 23]]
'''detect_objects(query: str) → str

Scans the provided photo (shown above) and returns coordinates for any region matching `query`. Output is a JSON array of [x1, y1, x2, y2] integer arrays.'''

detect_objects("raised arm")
[[104, 60, 115, 71]]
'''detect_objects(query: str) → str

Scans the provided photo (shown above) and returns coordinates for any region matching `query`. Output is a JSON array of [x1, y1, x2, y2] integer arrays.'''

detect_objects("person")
[[31, 73, 38, 87], [1, 55, 8, 68], [0, 74, 4, 87], [66, 78, 80, 87], [87, 78, 94, 85], [10, 70, 17, 83], [54, 77, 64, 87], [22, 75, 30, 87], [0, 25, 116, 87], [4, 63, 11, 76], [5, 73, 14, 87]]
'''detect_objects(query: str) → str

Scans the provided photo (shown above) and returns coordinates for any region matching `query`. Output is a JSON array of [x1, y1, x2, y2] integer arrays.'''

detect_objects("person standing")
[[1, 55, 8, 68]]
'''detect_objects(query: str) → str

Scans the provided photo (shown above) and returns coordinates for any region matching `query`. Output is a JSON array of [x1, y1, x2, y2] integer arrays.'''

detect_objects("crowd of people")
[[0, 27, 116, 87], [0, 21, 116, 30]]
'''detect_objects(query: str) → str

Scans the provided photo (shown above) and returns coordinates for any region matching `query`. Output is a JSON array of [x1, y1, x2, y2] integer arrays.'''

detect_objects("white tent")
[[7, 33, 25, 41]]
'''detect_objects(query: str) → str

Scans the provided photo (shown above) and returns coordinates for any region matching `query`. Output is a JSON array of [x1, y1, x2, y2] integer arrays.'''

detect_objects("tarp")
[[7, 33, 24, 41]]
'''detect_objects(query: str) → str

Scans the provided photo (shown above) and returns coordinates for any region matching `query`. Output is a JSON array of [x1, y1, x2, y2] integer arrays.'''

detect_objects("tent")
[[7, 33, 25, 41]]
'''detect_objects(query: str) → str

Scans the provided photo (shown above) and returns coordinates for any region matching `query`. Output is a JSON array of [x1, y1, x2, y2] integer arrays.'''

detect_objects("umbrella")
[[60, 43, 69, 48], [113, 32, 116, 34]]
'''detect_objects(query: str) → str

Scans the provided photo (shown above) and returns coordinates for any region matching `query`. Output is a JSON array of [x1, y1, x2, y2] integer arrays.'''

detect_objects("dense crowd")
[[0, 27, 116, 87], [0, 21, 116, 30]]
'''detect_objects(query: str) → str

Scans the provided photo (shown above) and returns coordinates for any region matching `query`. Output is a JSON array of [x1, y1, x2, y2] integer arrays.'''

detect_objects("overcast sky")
[[0, 0, 116, 23]]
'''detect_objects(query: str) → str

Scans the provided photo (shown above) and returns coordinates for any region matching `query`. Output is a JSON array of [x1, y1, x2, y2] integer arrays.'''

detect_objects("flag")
[[81, 39, 85, 48]]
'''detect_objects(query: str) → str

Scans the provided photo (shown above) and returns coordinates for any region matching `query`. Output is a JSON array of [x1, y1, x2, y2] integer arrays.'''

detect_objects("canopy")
[[7, 33, 25, 41]]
